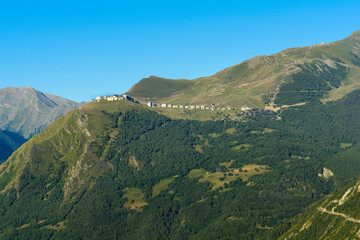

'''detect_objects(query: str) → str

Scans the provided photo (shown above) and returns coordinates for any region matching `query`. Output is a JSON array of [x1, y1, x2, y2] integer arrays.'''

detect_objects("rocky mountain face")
[[127, 30, 360, 109], [0, 86, 81, 162], [0, 86, 81, 139]]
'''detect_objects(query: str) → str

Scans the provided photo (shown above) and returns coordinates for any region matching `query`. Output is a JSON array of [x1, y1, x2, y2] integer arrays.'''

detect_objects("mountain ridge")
[[126, 30, 360, 109]]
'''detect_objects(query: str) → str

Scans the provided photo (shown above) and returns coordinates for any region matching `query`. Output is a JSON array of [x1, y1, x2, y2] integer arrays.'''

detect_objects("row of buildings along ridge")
[[92, 95, 252, 111], [147, 101, 251, 111]]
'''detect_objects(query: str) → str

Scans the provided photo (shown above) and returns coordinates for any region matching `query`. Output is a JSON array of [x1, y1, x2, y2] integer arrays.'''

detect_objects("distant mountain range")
[[127, 30, 360, 109], [0, 86, 81, 162]]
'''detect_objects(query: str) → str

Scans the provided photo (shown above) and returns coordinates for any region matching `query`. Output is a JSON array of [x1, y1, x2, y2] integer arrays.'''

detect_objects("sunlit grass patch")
[[233, 144, 252, 150], [262, 128, 276, 133], [219, 160, 234, 168], [187, 169, 208, 179], [209, 133, 222, 138], [194, 145, 203, 153], [45, 221, 67, 231], [227, 216, 244, 221], [226, 128, 236, 134], [340, 143, 352, 149], [152, 176, 177, 197], [197, 164, 270, 190], [122, 187, 147, 211], [241, 164, 270, 181]]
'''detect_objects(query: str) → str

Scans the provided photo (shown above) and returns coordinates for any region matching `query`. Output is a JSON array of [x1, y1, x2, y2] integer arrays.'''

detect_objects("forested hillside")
[[1, 91, 360, 239]]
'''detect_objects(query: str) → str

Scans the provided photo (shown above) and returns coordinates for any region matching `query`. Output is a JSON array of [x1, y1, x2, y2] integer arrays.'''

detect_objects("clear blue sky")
[[1, 0, 359, 102]]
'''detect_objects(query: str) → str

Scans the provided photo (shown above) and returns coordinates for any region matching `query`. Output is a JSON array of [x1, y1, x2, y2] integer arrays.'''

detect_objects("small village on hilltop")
[[93, 94, 137, 103], [92, 94, 281, 121]]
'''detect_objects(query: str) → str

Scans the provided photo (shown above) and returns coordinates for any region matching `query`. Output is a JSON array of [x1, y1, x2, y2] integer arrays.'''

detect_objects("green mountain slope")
[[278, 174, 360, 239], [127, 30, 360, 109], [127, 76, 195, 98], [2, 91, 360, 238]]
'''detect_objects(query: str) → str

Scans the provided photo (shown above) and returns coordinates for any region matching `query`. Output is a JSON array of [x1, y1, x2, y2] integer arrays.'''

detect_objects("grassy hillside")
[[2, 92, 360, 238], [127, 30, 360, 109], [127, 76, 195, 99]]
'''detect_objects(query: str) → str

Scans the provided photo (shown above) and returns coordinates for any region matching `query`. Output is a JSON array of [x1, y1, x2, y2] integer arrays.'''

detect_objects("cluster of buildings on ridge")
[[92, 94, 138, 103], [92, 94, 256, 112], [147, 101, 252, 111]]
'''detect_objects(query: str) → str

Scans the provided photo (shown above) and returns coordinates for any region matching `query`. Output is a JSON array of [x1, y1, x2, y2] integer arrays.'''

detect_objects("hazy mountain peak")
[[0, 86, 81, 139]]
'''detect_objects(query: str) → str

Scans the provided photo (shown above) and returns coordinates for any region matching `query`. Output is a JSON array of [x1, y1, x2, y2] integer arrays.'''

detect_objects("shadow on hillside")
[[0, 130, 27, 163]]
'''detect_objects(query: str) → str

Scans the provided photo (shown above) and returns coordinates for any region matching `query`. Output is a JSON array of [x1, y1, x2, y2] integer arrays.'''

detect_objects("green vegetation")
[[263, 128, 276, 133], [219, 160, 233, 168], [277, 176, 360, 239], [127, 76, 194, 98], [196, 164, 270, 190], [122, 187, 147, 211], [226, 127, 236, 134], [233, 143, 252, 150], [187, 169, 208, 179], [325, 144, 360, 185], [209, 133, 222, 138], [275, 60, 349, 105], [148, 105, 246, 121], [152, 176, 177, 197], [2, 88, 360, 238], [340, 142, 352, 149]]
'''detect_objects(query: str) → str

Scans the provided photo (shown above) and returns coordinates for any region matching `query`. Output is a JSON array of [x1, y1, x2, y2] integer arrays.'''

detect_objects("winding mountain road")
[[318, 207, 360, 224]]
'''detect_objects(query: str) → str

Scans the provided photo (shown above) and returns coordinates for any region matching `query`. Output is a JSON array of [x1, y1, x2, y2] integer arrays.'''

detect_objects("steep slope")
[[278, 176, 360, 239], [127, 30, 360, 108], [2, 92, 360, 239], [0, 86, 81, 139]]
